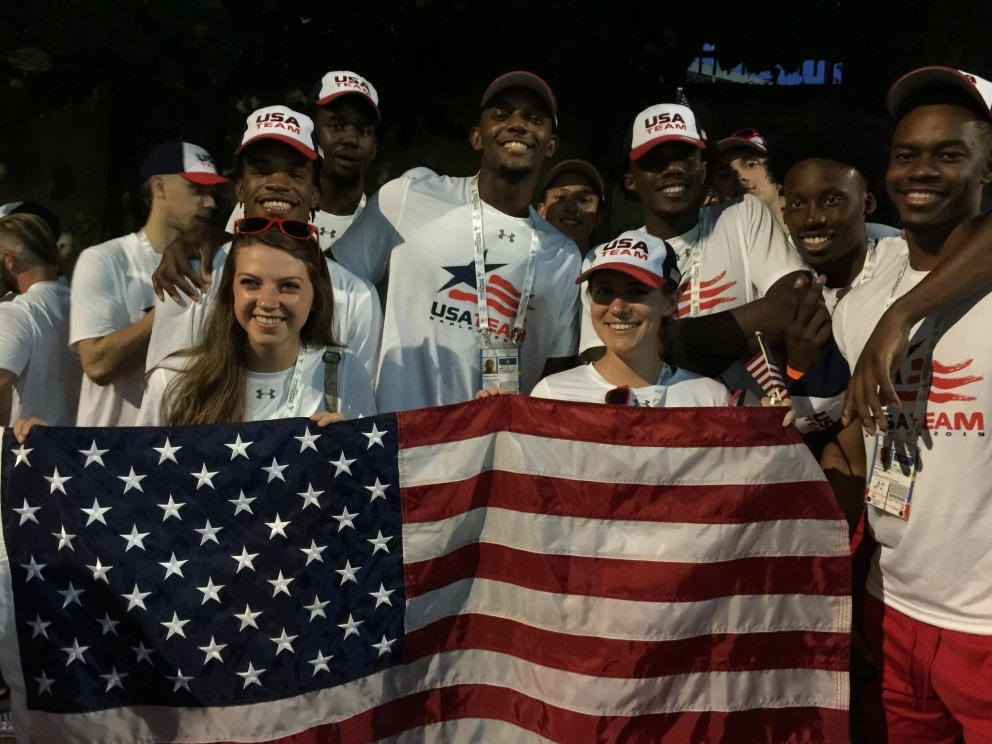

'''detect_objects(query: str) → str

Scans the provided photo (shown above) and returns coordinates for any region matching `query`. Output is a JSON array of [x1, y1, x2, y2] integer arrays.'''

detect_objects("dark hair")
[[767, 116, 891, 190], [233, 144, 321, 189]]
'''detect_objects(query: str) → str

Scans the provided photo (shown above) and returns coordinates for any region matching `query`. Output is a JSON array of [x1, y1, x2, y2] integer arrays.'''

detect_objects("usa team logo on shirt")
[[888, 344, 986, 435], [429, 257, 534, 341]]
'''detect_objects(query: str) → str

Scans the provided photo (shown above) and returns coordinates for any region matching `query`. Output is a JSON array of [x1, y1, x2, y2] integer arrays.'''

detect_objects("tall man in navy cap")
[[827, 65, 992, 743], [70, 141, 226, 426], [333, 71, 582, 412]]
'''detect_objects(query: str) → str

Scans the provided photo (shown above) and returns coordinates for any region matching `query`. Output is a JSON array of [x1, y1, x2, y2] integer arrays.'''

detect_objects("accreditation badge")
[[480, 347, 520, 393], [865, 434, 918, 521]]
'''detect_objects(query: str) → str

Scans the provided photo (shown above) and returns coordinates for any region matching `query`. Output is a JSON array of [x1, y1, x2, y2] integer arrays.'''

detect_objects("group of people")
[[2, 62, 992, 742]]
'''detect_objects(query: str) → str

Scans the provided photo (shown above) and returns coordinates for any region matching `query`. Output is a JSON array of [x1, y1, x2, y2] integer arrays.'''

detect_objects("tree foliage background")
[[1, 0, 990, 245]]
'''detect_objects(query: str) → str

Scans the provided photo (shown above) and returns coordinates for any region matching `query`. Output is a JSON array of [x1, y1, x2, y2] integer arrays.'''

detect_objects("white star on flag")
[[332, 506, 357, 531], [21, 556, 46, 582], [35, 672, 54, 695], [270, 629, 298, 655], [265, 514, 290, 539], [234, 605, 263, 631], [123, 583, 151, 612], [87, 558, 112, 583], [330, 451, 355, 477], [57, 581, 85, 608], [362, 423, 386, 448], [308, 650, 333, 675], [295, 427, 321, 452], [365, 478, 389, 502], [229, 490, 255, 515], [167, 669, 193, 692], [262, 457, 288, 483], [153, 437, 183, 464], [225, 434, 253, 459], [13, 444, 32, 466], [231, 547, 258, 573], [191, 464, 218, 489], [195, 520, 222, 545], [370, 583, 395, 608], [335, 559, 360, 585], [367, 530, 392, 554], [28, 615, 51, 639], [161, 612, 190, 639], [118, 467, 146, 493], [372, 635, 396, 657], [52, 525, 75, 551], [121, 525, 149, 552], [298, 484, 324, 509], [303, 595, 329, 620], [132, 641, 154, 664], [100, 666, 128, 691], [199, 636, 227, 664], [78, 441, 108, 467], [237, 662, 264, 688], [81, 497, 111, 526], [158, 495, 186, 521], [197, 577, 224, 604], [98, 613, 120, 636], [267, 570, 294, 597], [159, 552, 188, 580], [338, 613, 362, 639], [45, 467, 71, 494], [63, 639, 88, 666], [14, 499, 40, 525], [300, 540, 326, 565]]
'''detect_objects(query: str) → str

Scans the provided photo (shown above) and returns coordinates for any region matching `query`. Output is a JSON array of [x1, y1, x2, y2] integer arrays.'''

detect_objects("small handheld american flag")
[[745, 331, 788, 404]]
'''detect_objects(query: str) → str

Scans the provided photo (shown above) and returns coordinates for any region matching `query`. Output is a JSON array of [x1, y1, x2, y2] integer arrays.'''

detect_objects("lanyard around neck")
[[470, 176, 539, 346]]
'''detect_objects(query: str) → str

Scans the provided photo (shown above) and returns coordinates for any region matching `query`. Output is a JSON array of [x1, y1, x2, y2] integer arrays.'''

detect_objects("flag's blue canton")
[[0, 416, 403, 713]]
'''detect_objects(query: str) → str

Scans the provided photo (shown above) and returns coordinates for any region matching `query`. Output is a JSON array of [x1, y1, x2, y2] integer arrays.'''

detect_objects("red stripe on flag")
[[406, 542, 851, 601], [266, 685, 848, 744], [404, 472, 843, 525], [406, 613, 850, 677]]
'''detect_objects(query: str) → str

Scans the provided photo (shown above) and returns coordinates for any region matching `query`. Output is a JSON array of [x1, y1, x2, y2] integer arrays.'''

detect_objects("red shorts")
[[859, 593, 992, 743]]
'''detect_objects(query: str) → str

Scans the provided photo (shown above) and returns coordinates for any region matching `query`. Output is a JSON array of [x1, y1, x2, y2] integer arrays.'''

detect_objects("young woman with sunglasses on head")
[[134, 217, 375, 426], [511, 230, 731, 407]]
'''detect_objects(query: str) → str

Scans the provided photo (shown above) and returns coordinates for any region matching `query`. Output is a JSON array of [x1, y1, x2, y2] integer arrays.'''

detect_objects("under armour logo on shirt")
[[256, 389, 276, 400], [317, 228, 337, 238], [498, 230, 515, 242]]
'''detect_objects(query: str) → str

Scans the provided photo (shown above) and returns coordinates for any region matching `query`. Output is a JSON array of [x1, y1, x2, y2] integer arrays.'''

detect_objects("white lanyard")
[[688, 257, 701, 318], [470, 177, 539, 346], [282, 347, 309, 418], [856, 240, 879, 286]]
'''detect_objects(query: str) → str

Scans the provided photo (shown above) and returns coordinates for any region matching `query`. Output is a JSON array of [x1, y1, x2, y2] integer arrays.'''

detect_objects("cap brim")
[[236, 133, 318, 161], [630, 135, 706, 161], [576, 262, 668, 288], [182, 172, 229, 186], [714, 138, 767, 157], [314, 91, 381, 122], [543, 160, 606, 199], [886, 66, 991, 119]]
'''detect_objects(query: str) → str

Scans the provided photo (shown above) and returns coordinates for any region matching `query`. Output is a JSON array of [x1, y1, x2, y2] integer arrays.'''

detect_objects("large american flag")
[[0, 398, 851, 743]]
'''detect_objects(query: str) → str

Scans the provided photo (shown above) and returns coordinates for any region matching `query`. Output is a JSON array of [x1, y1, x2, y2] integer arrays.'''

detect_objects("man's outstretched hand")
[[152, 224, 227, 303], [842, 306, 911, 435]]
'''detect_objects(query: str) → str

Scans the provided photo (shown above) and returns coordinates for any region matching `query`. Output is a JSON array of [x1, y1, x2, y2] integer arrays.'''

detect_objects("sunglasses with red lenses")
[[234, 217, 318, 241]]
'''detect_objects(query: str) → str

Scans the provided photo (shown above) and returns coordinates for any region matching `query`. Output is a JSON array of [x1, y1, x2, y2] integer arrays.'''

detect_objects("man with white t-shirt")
[[147, 106, 383, 380], [332, 71, 582, 413], [0, 213, 80, 425], [826, 66, 992, 743], [580, 103, 806, 392], [70, 141, 227, 426]]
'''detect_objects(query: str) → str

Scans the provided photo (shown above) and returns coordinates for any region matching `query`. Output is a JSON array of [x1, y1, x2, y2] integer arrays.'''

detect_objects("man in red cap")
[[827, 65, 992, 743], [70, 141, 226, 426], [333, 71, 582, 412]]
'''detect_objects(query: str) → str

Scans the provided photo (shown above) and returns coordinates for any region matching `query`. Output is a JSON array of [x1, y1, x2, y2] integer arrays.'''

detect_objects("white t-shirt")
[[226, 199, 366, 255], [531, 363, 730, 407], [834, 237, 992, 634], [333, 168, 582, 413], [0, 281, 80, 424], [70, 232, 162, 426], [145, 237, 383, 382], [820, 237, 910, 314], [136, 346, 375, 425]]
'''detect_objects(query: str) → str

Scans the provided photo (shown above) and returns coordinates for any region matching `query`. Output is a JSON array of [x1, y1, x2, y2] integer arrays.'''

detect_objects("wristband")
[[786, 365, 805, 381]]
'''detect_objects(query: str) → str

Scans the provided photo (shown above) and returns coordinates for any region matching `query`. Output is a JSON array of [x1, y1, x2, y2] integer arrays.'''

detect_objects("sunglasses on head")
[[234, 217, 318, 241], [605, 386, 632, 405]]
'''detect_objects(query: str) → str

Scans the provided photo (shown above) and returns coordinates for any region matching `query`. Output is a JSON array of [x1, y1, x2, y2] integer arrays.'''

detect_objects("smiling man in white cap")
[[580, 102, 807, 399], [146, 105, 383, 380], [825, 65, 992, 743], [333, 70, 582, 412], [69, 140, 226, 426]]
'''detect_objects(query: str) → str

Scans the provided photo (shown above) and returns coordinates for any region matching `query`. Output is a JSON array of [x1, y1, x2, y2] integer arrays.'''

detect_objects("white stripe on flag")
[[374, 718, 557, 744]]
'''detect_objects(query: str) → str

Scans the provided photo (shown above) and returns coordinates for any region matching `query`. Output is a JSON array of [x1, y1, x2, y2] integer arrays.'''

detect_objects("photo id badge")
[[480, 347, 520, 393], [865, 434, 918, 521]]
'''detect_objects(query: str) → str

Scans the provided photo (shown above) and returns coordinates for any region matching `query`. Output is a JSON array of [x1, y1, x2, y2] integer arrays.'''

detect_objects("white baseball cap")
[[628, 103, 707, 161], [887, 66, 992, 120], [308, 70, 380, 121], [576, 230, 681, 289], [236, 106, 319, 160]]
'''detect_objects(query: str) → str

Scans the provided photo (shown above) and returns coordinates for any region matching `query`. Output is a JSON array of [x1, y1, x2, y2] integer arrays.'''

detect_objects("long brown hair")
[[160, 228, 336, 425]]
